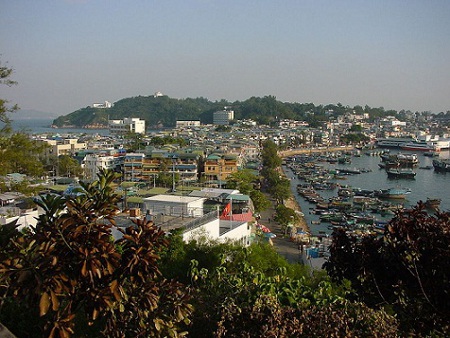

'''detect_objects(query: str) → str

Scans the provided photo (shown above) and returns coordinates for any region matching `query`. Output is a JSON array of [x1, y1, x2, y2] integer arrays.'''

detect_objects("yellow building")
[[203, 154, 238, 185]]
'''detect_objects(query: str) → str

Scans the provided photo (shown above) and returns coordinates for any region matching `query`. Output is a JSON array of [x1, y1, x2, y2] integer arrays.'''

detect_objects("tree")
[[249, 190, 270, 213], [324, 203, 450, 336], [274, 204, 298, 227], [0, 170, 192, 337], [349, 124, 363, 132], [123, 131, 144, 152], [156, 159, 179, 188], [0, 60, 18, 129], [58, 155, 82, 177], [261, 140, 281, 170], [214, 125, 231, 132], [188, 248, 398, 337], [0, 132, 48, 177], [340, 132, 369, 145], [226, 169, 258, 195]]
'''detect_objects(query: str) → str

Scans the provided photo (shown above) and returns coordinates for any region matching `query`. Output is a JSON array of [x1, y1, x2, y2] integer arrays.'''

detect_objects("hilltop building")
[[91, 101, 113, 109]]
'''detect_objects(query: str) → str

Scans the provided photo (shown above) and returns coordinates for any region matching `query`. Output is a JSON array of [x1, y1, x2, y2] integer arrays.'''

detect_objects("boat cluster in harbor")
[[377, 152, 419, 179], [285, 152, 442, 237]]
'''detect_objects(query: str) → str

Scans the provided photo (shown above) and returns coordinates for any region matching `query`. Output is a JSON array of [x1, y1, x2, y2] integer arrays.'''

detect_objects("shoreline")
[[279, 165, 310, 235], [284, 195, 310, 234]]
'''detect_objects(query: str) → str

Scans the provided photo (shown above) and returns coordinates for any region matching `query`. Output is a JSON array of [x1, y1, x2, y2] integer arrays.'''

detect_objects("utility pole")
[[172, 155, 176, 193]]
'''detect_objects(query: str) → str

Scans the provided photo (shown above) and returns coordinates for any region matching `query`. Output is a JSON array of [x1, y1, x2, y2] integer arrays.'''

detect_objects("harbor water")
[[11, 118, 109, 135], [284, 149, 450, 236]]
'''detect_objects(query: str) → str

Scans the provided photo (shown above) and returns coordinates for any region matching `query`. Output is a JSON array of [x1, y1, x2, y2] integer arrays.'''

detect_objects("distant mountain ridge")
[[52, 95, 400, 128]]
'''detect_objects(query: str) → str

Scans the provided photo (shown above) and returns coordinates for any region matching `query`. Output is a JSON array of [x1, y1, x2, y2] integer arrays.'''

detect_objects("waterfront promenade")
[[259, 192, 310, 264], [279, 146, 354, 158]]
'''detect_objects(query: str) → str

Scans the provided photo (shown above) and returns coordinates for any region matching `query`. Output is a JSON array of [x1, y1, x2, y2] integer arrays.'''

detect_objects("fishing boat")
[[425, 198, 441, 210], [432, 159, 450, 172], [336, 168, 361, 174], [386, 168, 416, 179], [338, 156, 351, 164], [423, 151, 439, 157], [381, 153, 419, 167], [375, 187, 411, 199]]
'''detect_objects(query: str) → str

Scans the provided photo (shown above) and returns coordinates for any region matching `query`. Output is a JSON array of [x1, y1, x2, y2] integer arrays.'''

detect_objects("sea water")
[[285, 149, 450, 235]]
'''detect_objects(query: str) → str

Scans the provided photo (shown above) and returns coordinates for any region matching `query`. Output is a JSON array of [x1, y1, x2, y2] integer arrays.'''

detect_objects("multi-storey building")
[[41, 138, 87, 157], [142, 156, 161, 186], [82, 154, 117, 180], [176, 153, 200, 183], [123, 153, 145, 181], [203, 154, 238, 185], [213, 110, 234, 125], [109, 118, 146, 135], [140, 152, 201, 185]]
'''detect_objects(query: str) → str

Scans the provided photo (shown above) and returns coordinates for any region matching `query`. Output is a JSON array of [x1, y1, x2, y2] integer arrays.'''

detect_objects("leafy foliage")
[[216, 295, 398, 338], [340, 132, 370, 145], [58, 155, 82, 177], [0, 169, 192, 338], [0, 132, 48, 177], [0, 60, 18, 129], [324, 203, 450, 336], [249, 189, 271, 212], [188, 247, 398, 337], [274, 204, 298, 227]]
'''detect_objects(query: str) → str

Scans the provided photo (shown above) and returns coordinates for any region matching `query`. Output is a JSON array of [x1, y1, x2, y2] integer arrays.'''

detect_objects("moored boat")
[[400, 141, 440, 152], [433, 159, 450, 172], [425, 198, 441, 210], [336, 168, 361, 174], [375, 187, 411, 199], [423, 151, 439, 157], [386, 168, 416, 179]]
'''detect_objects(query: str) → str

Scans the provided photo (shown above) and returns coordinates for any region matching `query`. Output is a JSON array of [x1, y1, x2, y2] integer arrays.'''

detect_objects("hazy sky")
[[2, 0, 450, 117]]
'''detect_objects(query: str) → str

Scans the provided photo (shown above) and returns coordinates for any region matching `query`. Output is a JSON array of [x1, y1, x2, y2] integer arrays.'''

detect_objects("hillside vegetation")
[[52, 95, 399, 128]]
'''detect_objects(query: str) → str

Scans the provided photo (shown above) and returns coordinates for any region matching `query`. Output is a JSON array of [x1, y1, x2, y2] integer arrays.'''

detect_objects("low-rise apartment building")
[[109, 118, 146, 134]]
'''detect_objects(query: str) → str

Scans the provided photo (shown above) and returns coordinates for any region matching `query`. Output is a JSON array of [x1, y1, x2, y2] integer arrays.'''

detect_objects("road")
[[258, 196, 303, 264]]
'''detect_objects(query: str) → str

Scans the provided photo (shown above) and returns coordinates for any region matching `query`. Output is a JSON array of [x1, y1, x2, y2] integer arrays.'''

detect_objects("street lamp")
[[172, 155, 177, 193]]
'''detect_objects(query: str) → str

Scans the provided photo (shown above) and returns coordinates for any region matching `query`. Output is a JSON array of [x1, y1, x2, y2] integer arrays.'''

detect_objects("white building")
[[109, 118, 146, 134], [380, 117, 407, 127], [182, 210, 252, 246], [176, 120, 201, 128], [143, 195, 206, 218], [91, 101, 113, 109], [41, 138, 87, 157], [82, 154, 117, 180]]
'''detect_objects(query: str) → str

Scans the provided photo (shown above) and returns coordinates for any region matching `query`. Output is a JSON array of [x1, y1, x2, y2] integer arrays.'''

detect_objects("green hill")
[[52, 95, 398, 128]]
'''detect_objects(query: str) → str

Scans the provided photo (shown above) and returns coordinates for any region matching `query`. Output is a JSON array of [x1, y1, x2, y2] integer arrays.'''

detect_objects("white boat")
[[400, 141, 440, 152], [376, 137, 417, 148]]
